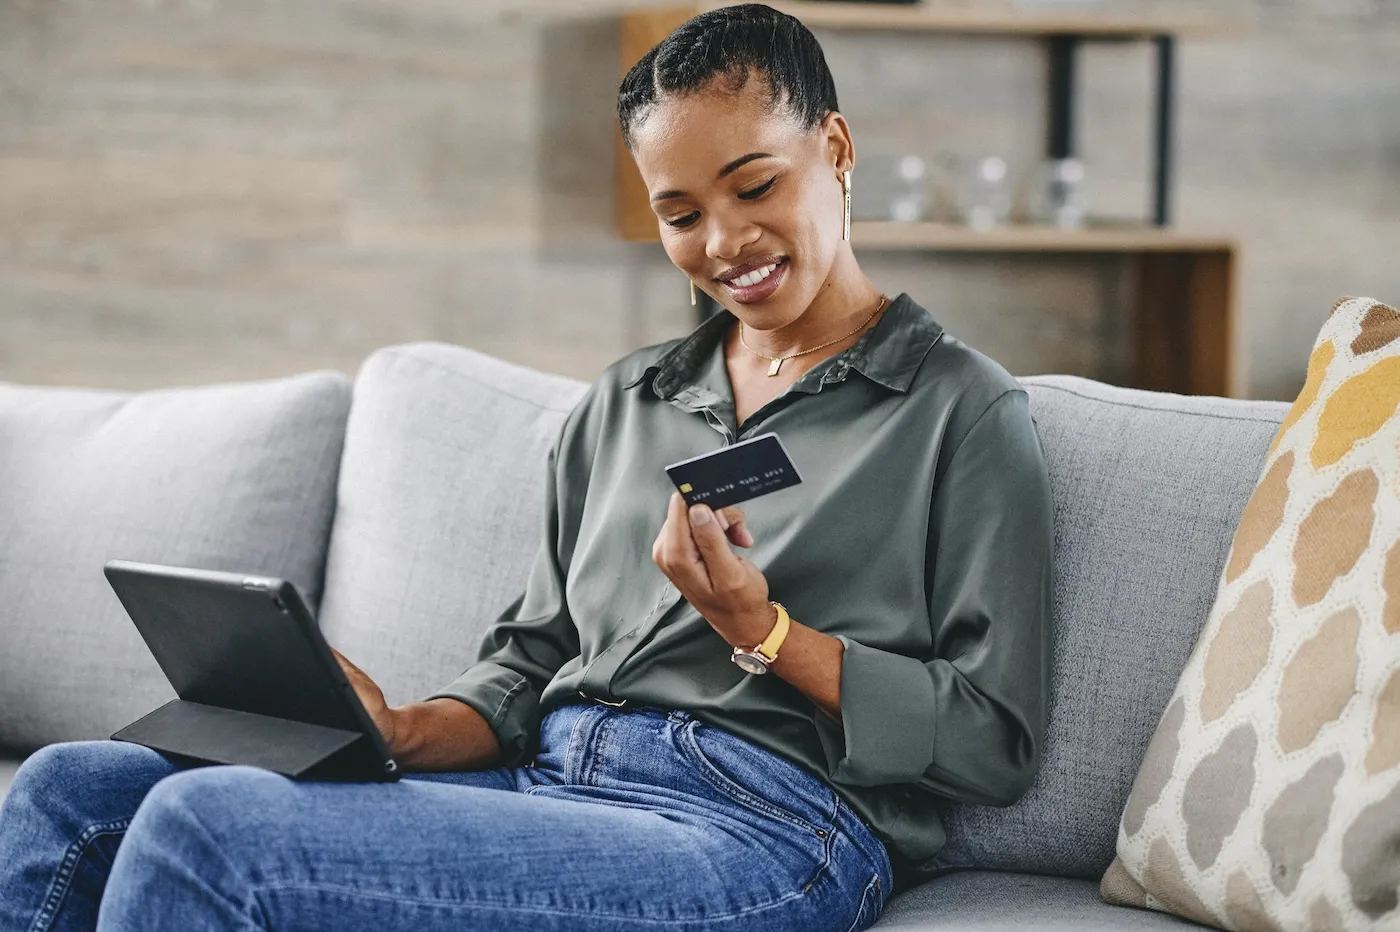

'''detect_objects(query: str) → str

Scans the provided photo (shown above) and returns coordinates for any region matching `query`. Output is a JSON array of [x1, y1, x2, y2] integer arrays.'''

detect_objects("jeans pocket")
[[676, 720, 830, 837], [844, 873, 883, 932]]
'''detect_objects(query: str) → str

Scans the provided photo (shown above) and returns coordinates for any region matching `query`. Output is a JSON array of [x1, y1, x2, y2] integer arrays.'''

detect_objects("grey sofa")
[[0, 340, 1291, 930]]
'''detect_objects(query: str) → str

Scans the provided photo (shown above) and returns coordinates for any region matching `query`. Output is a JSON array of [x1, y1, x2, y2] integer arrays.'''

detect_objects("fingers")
[[652, 503, 674, 569], [716, 505, 753, 548], [687, 500, 744, 591], [665, 491, 702, 567], [654, 495, 756, 593], [331, 648, 374, 690], [654, 492, 710, 593]]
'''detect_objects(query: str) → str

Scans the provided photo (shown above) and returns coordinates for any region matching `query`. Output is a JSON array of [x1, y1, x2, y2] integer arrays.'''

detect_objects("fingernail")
[[717, 512, 730, 530], [689, 504, 711, 525]]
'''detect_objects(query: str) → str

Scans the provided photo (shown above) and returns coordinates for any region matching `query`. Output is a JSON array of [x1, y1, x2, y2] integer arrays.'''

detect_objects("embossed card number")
[[664, 432, 802, 510]]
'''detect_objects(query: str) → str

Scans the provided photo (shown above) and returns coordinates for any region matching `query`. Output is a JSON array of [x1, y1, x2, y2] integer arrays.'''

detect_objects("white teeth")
[[731, 262, 779, 288]]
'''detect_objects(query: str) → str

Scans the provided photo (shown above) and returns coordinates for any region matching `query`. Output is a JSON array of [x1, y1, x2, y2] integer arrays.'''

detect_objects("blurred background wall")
[[0, 0, 1396, 398]]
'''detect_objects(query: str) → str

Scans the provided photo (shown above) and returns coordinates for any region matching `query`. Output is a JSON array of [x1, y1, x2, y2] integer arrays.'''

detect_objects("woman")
[[0, 5, 1053, 931]]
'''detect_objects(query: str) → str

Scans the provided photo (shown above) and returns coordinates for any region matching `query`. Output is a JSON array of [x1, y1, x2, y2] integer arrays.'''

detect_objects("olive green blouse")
[[427, 292, 1055, 892]]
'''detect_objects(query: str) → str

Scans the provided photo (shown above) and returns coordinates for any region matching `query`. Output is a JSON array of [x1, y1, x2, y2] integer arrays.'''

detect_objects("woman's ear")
[[821, 110, 855, 178]]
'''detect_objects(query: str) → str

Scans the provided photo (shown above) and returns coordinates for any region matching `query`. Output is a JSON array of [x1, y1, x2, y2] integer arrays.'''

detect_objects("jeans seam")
[[253, 879, 810, 923], [677, 722, 824, 836], [834, 799, 894, 893], [585, 712, 617, 787], [842, 874, 882, 932], [30, 817, 130, 932], [562, 704, 593, 785]]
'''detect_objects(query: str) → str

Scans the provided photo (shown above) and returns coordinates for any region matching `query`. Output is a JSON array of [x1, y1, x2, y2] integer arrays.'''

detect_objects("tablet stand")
[[112, 699, 393, 781]]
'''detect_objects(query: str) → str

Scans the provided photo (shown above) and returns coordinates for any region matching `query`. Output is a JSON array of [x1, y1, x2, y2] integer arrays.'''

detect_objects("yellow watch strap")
[[756, 602, 790, 662]]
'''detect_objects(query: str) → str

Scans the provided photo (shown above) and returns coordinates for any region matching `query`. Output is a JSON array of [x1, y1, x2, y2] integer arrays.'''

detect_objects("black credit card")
[[664, 432, 802, 510]]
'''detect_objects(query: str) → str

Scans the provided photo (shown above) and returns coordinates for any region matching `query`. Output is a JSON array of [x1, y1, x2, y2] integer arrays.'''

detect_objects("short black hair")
[[617, 3, 839, 152]]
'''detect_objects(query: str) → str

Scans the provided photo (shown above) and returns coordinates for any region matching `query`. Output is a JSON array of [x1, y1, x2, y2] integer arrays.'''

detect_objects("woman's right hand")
[[330, 646, 400, 751]]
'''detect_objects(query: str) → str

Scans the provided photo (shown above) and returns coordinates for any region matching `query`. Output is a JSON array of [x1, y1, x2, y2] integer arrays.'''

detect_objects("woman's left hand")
[[652, 491, 775, 648]]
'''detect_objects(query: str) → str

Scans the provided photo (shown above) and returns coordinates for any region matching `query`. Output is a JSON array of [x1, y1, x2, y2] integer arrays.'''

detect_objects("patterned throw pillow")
[[1100, 296, 1400, 931]]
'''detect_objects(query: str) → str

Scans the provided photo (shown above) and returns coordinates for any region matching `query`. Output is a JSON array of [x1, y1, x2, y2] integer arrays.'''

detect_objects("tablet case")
[[104, 561, 399, 782], [113, 699, 384, 780]]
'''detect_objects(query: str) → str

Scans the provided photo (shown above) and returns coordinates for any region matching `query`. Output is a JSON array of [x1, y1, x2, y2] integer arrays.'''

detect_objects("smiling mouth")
[[716, 257, 789, 305], [721, 258, 786, 288]]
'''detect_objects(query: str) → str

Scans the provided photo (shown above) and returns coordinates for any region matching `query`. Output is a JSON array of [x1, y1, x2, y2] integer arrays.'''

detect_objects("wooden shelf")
[[849, 221, 1237, 253], [693, 1, 1238, 39], [614, 4, 1243, 398], [616, 4, 1240, 241]]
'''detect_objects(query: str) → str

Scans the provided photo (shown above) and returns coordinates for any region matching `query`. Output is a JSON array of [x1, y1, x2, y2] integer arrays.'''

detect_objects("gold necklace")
[[740, 293, 890, 377]]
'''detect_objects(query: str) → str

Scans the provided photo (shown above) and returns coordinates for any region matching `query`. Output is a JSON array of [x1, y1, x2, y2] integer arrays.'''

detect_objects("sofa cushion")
[[0, 373, 351, 750], [312, 347, 1298, 886], [316, 343, 588, 708], [928, 375, 1292, 880], [1101, 296, 1400, 930], [873, 871, 1209, 930]]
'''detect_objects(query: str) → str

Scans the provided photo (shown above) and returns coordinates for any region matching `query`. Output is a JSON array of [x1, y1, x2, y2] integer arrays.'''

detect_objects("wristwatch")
[[731, 601, 791, 675]]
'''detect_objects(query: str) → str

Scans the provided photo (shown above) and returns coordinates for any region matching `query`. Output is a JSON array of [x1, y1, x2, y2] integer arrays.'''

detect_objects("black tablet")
[[103, 559, 399, 781]]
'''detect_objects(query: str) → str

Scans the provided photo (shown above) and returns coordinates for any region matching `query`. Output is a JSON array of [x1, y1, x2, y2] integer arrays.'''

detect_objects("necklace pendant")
[[767, 357, 783, 377]]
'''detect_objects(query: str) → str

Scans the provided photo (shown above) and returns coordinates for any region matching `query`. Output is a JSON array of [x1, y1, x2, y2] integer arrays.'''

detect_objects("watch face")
[[732, 651, 769, 675]]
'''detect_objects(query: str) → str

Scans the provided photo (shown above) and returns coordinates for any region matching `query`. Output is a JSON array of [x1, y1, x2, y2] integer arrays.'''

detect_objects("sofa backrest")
[[0, 373, 351, 751], [315, 344, 1292, 881], [315, 344, 589, 708], [931, 375, 1290, 879]]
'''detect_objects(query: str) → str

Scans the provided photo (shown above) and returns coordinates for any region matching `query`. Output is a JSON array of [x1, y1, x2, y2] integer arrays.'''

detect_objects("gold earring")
[[842, 170, 851, 242], [690, 278, 697, 306]]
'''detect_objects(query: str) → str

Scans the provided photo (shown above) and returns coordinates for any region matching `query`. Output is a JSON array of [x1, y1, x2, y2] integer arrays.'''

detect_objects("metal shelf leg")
[[1153, 34, 1176, 227], [1047, 35, 1080, 159]]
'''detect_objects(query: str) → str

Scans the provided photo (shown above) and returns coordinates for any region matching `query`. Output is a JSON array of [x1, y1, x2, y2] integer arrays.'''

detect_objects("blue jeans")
[[0, 701, 893, 931]]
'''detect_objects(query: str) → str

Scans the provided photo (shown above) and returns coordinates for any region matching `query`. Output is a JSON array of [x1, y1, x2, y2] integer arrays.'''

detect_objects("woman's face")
[[628, 74, 851, 321]]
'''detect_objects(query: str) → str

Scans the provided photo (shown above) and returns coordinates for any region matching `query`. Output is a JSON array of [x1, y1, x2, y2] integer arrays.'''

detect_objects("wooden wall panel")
[[0, 0, 1395, 397]]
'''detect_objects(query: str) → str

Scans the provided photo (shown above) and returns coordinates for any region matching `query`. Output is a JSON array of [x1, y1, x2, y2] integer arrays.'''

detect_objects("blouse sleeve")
[[423, 387, 595, 767], [813, 388, 1054, 805]]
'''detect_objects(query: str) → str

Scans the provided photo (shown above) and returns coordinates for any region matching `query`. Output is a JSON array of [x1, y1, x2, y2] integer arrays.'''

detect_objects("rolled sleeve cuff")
[[424, 662, 540, 768], [815, 635, 939, 786]]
